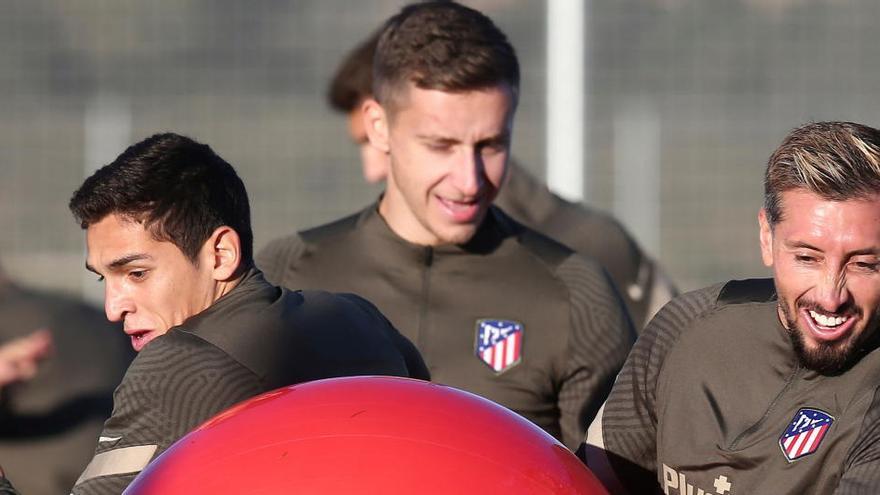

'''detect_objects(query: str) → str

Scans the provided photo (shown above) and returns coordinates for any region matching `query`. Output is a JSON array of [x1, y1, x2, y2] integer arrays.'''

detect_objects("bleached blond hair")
[[764, 121, 880, 224]]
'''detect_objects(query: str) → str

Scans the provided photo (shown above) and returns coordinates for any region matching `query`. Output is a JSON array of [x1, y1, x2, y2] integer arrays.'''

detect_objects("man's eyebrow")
[[108, 253, 152, 269], [784, 241, 880, 257], [784, 241, 821, 251], [415, 134, 458, 144], [87, 253, 152, 274]]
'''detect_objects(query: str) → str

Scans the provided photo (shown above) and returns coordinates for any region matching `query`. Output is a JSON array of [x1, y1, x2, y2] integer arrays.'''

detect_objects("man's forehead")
[[777, 189, 880, 214], [387, 81, 516, 114], [774, 189, 880, 246], [85, 214, 163, 267]]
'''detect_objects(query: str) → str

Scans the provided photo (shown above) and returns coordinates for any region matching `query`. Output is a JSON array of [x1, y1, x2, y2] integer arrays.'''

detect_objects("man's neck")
[[212, 266, 249, 304], [377, 192, 445, 246]]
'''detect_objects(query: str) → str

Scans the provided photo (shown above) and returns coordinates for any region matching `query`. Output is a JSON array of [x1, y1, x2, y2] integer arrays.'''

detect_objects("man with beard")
[[582, 121, 880, 494]]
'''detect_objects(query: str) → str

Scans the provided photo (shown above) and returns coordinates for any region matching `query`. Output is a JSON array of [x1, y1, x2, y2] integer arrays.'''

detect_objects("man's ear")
[[205, 226, 241, 281], [758, 208, 774, 268], [362, 98, 391, 153]]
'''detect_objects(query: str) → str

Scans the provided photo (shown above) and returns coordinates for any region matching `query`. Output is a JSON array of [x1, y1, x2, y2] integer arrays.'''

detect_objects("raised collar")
[[356, 201, 519, 262]]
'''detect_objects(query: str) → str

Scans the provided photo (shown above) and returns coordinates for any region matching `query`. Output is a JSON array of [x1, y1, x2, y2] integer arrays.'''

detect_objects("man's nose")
[[104, 283, 132, 323], [815, 270, 851, 312], [451, 149, 484, 196]]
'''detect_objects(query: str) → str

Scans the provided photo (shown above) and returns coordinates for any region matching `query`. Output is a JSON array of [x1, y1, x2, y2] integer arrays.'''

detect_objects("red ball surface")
[[125, 376, 608, 494]]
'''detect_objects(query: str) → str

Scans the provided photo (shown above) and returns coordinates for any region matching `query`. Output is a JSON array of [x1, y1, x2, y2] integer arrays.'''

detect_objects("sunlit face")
[[86, 213, 216, 352], [375, 84, 515, 246], [348, 103, 389, 184], [760, 189, 880, 373]]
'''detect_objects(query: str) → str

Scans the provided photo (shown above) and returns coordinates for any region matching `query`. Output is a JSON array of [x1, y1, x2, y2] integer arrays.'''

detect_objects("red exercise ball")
[[125, 376, 608, 494]]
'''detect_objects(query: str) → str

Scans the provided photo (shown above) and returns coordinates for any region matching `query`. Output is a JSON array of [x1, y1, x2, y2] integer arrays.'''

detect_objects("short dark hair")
[[373, 1, 519, 111], [764, 121, 880, 225], [327, 29, 380, 113], [70, 133, 254, 265]]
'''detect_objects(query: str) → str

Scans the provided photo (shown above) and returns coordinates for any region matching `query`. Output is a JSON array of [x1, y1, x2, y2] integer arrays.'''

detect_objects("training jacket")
[[0, 282, 132, 495], [71, 268, 428, 495], [585, 278, 880, 495], [257, 204, 636, 449], [495, 161, 677, 328]]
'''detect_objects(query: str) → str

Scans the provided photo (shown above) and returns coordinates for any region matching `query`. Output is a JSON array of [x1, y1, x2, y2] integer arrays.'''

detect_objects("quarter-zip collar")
[[357, 200, 514, 265]]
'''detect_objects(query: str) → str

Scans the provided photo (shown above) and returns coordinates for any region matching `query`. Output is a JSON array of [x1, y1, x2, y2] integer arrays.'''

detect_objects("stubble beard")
[[778, 296, 873, 375]]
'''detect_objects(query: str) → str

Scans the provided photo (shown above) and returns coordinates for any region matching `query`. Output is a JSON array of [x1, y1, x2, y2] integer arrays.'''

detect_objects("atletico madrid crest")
[[779, 408, 834, 462], [475, 319, 523, 374]]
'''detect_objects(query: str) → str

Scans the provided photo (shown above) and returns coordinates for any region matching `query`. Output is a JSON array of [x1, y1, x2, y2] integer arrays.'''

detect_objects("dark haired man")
[[24, 132, 430, 495], [326, 28, 676, 329], [584, 122, 880, 494], [259, 1, 635, 449]]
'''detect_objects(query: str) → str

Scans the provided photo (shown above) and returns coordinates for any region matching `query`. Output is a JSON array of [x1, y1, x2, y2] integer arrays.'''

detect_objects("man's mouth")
[[127, 330, 157, 352], [800, 307, 857, 343], [436, 195, 482, 222]]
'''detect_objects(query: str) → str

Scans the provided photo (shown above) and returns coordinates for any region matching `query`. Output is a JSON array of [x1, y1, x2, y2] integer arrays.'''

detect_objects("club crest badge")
[[475, 319, 523, 374], [779, 408, 834, 462]]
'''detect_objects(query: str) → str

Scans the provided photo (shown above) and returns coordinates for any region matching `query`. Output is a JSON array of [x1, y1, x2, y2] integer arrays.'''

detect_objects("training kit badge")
[[779, 408, 834, 462], [475, 319, 523, 373]]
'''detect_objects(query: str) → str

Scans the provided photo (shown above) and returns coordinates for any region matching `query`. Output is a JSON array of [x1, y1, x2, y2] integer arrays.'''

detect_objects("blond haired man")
[[584, 121, 880, 494]]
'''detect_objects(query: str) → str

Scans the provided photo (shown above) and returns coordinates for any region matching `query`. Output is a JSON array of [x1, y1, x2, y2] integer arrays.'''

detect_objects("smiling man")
[[326, 27, 677, 330], [258, 1, 635, 450], [583, 121, 880, 494], [41, 133, 429, 495]]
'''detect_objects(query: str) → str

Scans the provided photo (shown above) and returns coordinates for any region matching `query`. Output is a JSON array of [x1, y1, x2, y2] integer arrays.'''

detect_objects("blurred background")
[[2, 0, 880, 301]]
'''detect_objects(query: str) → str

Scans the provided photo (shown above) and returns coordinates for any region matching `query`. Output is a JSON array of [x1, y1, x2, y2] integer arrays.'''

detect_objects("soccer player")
[[18, 132, 428, 494], [325, 25, 677, 329], [584, 122, 880, 494], [259, 1, 635, 449]]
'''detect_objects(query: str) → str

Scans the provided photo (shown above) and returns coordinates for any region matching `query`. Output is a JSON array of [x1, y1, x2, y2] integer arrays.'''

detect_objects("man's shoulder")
[[128, 330, 246, 378], [640, 279, 776, 363], [494, 207, 577, 268], [257, 208, 369, 283], [299, 209, 365, 245], [661, 278, 774, 319]]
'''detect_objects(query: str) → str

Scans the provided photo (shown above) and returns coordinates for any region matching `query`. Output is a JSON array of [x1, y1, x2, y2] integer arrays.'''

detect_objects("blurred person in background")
[[259, 1, 635, 450], [326, 25, 677, 330], [0, 263, 133, 495], [583, 122, 880, 494]]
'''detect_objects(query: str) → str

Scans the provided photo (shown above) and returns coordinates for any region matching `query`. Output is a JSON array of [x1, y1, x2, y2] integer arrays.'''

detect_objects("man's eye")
[[853, 261, 879, 272], [427, 144, 450, 152], [481, 140, 508, 153], [129, 270, 147, 280], [795, 255, 817, 263]]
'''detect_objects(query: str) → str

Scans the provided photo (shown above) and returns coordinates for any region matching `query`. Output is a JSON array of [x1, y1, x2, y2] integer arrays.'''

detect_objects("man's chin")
[[790, 329, 858, 375], [437, 227, 478, 245], [425, 218, 481, 246]]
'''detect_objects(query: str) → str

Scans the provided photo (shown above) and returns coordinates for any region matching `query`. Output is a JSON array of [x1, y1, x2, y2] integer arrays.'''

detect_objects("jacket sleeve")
[[555, 255, 636, 450], [0, 477, 19, 495], [582, 285, 720, 494], [835, 388, 880, 495], [334, 292, 430, 381], [71, 334, 262, 495]]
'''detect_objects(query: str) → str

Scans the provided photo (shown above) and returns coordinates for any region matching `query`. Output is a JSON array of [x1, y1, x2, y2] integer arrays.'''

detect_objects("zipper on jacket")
[[728, 364, 803, 450], [417, 247, 433, 349]]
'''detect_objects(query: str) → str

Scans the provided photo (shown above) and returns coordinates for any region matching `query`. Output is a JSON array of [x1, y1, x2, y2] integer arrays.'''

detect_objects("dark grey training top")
[[495, 161, 677, 328], [71, 268, 427, 495], [257, 204, 636, 449], [586, 278, 880, 495], [0, 282, 133, 495]]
